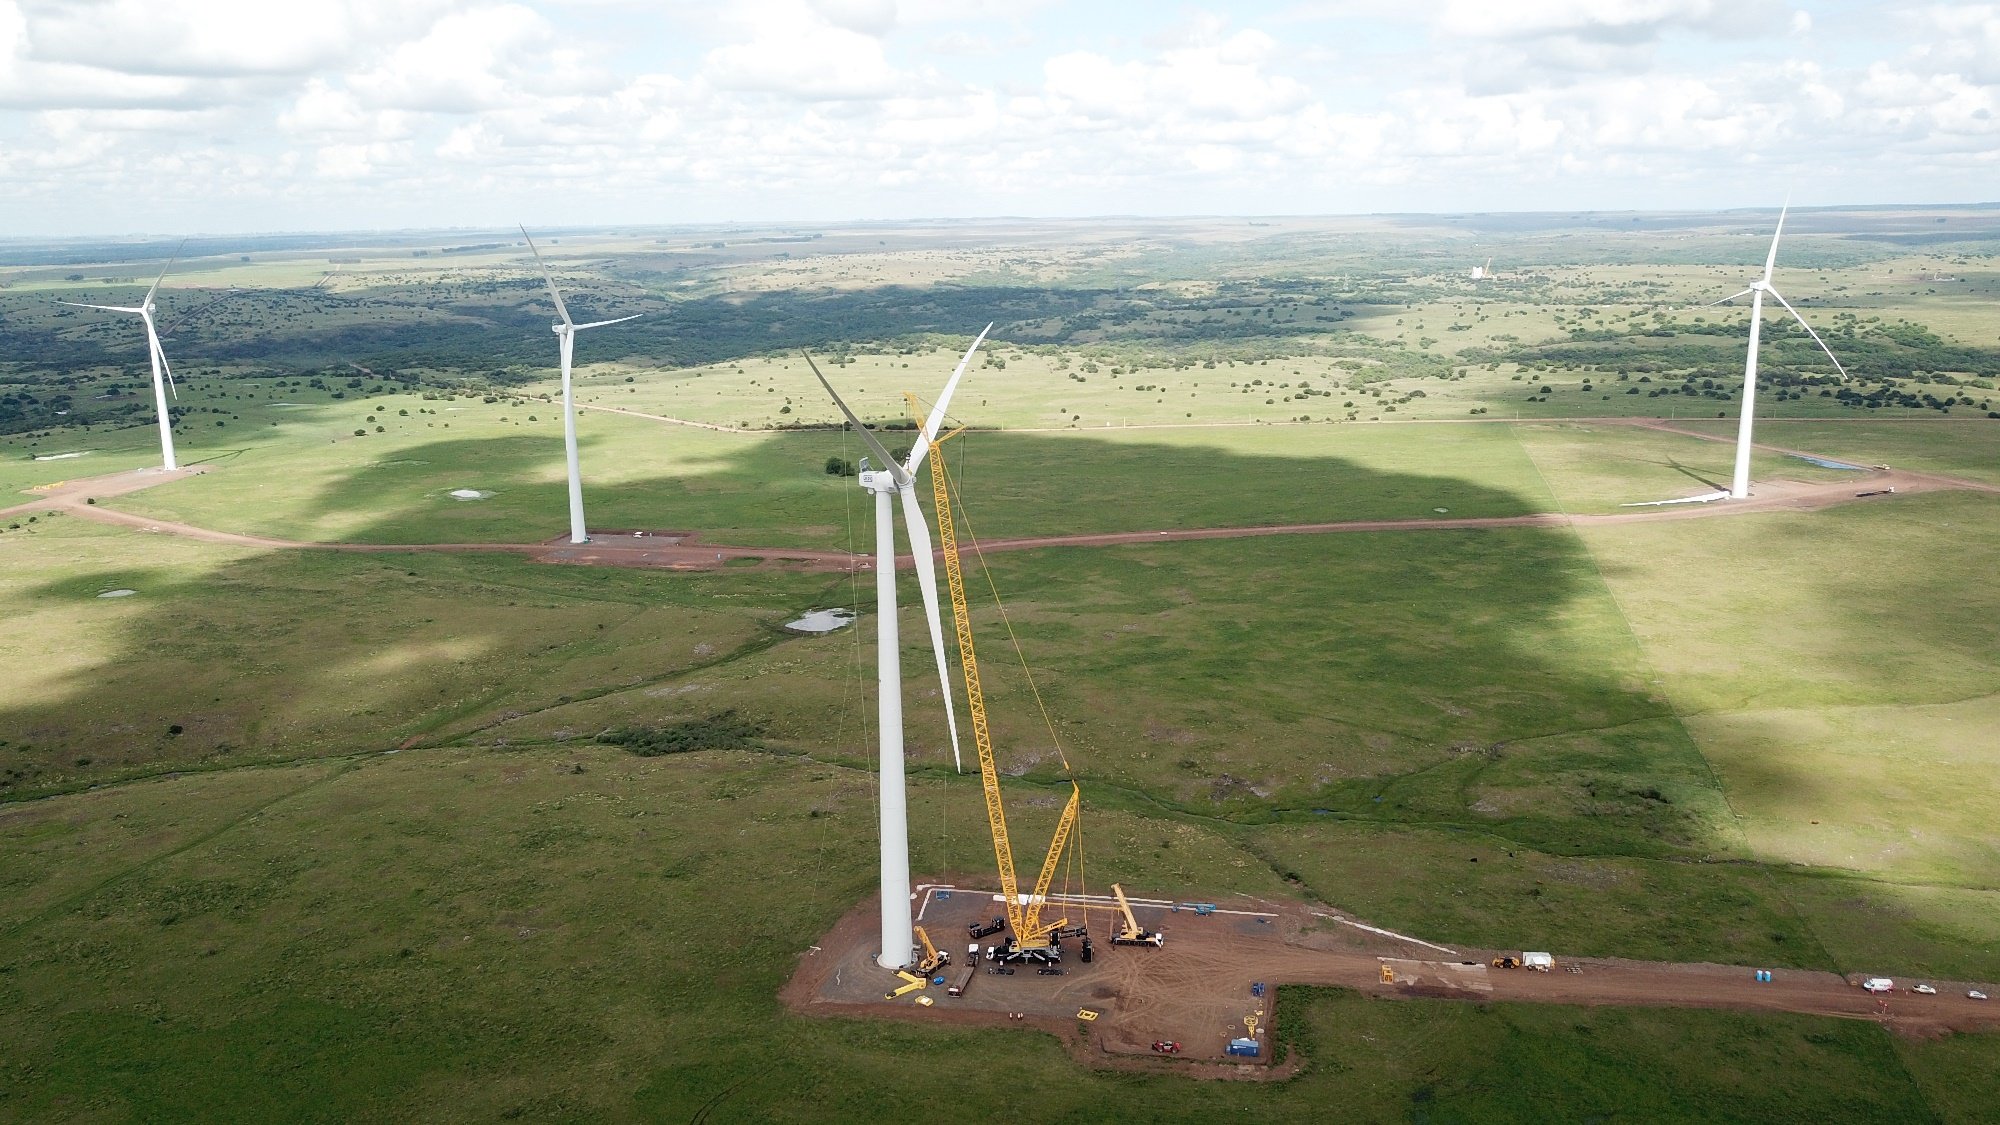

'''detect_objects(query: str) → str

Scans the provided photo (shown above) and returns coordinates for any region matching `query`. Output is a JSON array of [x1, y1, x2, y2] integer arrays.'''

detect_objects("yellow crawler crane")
[[921, 410, 1081, 957]]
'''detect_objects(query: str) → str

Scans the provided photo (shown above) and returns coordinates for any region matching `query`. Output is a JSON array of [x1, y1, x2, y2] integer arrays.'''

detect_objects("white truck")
[[1862, 978, 1895, 993]]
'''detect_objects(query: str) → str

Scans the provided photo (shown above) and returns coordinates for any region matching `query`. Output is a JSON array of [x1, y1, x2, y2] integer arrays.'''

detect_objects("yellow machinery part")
[[1111, 882, 1144, 941], [914, 925, 945, 974], [923, 427, 1075, 949], [885, 970, 927, 1000]]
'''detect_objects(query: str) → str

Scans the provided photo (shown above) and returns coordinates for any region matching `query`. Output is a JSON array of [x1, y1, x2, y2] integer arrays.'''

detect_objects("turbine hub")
[[858, 466, 899, 496]]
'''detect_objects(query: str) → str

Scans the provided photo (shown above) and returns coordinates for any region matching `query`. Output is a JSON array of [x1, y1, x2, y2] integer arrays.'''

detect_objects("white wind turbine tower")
[[805, 325, 990, 970], [64, 248, 184, 471], [522, 228, 639, 544], [1703, 204, 1848, 499]]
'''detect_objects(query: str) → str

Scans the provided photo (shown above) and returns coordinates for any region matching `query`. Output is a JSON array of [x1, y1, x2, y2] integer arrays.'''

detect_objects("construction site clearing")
[[783, 882, 2000, 1077]]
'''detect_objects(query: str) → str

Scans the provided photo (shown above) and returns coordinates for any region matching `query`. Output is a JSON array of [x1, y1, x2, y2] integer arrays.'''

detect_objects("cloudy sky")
[[1, 0, 1995, 236]]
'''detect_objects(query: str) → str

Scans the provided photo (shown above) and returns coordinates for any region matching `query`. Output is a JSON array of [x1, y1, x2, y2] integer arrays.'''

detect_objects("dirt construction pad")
[[782, 882, 2000, 1077]]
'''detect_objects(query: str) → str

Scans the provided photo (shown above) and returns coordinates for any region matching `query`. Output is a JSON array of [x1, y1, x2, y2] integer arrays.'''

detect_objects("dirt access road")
[[787, 884, 2000, 1078], [6, 447, 1990, 572]]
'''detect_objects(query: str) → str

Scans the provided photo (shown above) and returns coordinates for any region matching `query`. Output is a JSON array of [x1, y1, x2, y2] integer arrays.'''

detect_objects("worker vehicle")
[[1492, 956, 1520, 969], [1862, 978, 1895, 993], [969, 916, 1006, 939], [1109, 883, 1165, 947], [1151, 1041, 1181, 1054], [1913, 983, 1938, 995], [1969, 991, 1988, 1000], [914, 995, 934, 1007]]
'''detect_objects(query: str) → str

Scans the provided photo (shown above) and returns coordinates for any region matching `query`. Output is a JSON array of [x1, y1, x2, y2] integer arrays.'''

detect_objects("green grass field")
[[2, 216, 1998, 1119], [2, 745, 1988, 1122]]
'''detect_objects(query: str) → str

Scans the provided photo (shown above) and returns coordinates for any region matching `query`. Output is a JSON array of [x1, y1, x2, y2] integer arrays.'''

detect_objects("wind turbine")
[[522, 227, 639, 544], [1702, 204, 1848, 499], [805, 325, 990, 970], [63, 247, 184, 471]]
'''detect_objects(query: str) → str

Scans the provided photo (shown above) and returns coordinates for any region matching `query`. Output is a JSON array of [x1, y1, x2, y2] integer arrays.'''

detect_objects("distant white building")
[[1469, 257, 1494, 280]]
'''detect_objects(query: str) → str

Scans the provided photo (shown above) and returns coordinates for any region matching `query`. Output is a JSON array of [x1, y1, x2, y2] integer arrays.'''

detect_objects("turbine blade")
[[904, 323, 991, 476], [1695, 289, 1755, 310], [144, 239, 184, 307], [802, 351, 909, 486], [1763, 201, 1788, 284], [899, 486, 963, 774], [142, 313, 177, 399], [572, 313, 641, 330], [62, 301, 143, 313], [1767, 287, 1849, 379], [520, 226, 573, 327]]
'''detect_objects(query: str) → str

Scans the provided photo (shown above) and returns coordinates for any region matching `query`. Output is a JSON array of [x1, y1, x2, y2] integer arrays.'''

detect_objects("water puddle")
[[786, 607, 857, 634]]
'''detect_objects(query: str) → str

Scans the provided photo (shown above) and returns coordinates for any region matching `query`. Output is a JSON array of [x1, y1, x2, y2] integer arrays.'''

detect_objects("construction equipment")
[[922, 417, 1082, 962], [1381, 963, 1396, 984], [884, 970, 927, 1000], [1110, 883, 1165, 947], [1076, 1008, 1099, 1022], [1492, 956, 1520, 969], [913, 926, 950, 976]]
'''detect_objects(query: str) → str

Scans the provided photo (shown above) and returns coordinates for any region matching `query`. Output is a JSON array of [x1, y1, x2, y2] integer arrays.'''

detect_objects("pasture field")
[[0, 744, 1987, 1123], [106, 411, 1571, 546], [1668, 417, 2000, 485], [2, 211, 1998, 1118]]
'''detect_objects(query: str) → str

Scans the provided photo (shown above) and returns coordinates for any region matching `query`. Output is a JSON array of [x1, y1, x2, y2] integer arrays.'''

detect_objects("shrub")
[[595, 711, 766, 756]]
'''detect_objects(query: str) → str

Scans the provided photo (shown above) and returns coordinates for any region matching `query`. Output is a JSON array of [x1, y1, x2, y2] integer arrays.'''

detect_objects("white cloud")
[[0, 0, 1995, 234], [702, 1, 910, 99], [1434, 0, 1791, 44]]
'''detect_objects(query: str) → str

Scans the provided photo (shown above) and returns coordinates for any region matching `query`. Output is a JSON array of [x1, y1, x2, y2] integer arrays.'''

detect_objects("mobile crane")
[[913, 926, 950, 976], [922, 408, 1082, 964], [1110, 883, 1165, 947]]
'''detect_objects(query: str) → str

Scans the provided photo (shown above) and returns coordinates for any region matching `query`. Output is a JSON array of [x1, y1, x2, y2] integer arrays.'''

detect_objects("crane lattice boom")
[[926, 428, 1073, 949]]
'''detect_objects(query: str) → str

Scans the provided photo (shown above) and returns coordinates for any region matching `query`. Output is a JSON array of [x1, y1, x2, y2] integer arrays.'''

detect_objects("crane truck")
[[1110, 883, 1165, 947]]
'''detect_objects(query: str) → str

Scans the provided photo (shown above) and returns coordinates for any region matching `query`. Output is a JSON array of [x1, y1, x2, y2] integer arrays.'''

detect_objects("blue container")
[[1226, 1038, 1260, 1057]]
